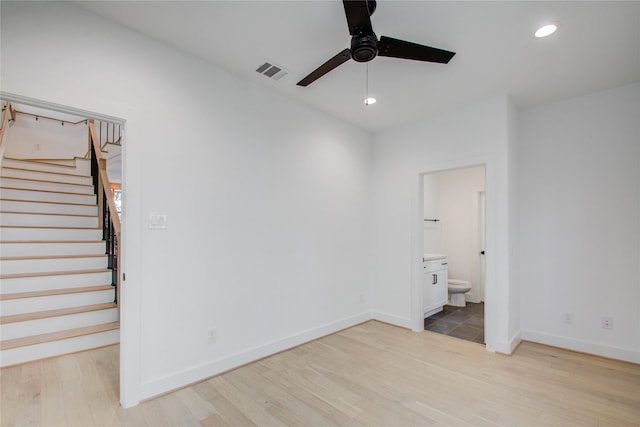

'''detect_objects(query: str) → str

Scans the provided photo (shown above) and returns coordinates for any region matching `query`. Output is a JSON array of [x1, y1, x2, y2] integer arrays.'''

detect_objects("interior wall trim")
[[521, 329, 639, 364]]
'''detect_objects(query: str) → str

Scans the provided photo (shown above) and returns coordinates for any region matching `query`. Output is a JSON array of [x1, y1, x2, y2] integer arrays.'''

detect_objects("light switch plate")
[[149, 212, 167, 229]]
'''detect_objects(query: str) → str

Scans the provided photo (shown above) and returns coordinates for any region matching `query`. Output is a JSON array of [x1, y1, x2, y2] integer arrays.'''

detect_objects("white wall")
[[519, 82, 640, 363], [507, 100, 520, 347], [371, 96, 517, 353], [3, 114, 87, 159], [424, 166, 485, 302], [1, 1, 373, 405], [422, 173, 440, 254]]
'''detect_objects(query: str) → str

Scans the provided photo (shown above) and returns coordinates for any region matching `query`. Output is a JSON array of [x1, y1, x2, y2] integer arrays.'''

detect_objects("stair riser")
[[0, 256, 108, 275], [0, 328, 119, 367], [0, 200, 97, 216], [0, 271, 112, 294], [0, 177, 94, 195], [0, 188, 96, 205], [1, 158, 91, 176], [1, 308, 118, 340], [1, 168, 92, 185], [0, 227, 103, 241], [1, 289, 115, 315], [0, 212, 98, 228], [0, 242, 106, 257]]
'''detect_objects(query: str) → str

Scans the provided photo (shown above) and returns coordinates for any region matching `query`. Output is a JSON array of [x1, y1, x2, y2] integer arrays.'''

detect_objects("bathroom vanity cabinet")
[[423, 256, 448, 318]]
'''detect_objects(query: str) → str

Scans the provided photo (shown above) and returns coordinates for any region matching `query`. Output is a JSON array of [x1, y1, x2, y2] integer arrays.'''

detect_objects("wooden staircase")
[[0, 157, 119, 367]]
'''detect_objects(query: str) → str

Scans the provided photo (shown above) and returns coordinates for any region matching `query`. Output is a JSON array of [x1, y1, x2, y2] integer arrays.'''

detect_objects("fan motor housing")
[[351, 30, 378, 62]]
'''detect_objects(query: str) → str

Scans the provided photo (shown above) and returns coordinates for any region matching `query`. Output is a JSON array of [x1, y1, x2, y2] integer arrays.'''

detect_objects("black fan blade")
[[297, 49, 352, 87], [343, 0, 374, 35], [378, 36, 456, 64]]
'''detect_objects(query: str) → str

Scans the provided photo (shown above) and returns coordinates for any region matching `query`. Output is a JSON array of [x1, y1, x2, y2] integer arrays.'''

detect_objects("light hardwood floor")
[[2, 320, 639, 426]]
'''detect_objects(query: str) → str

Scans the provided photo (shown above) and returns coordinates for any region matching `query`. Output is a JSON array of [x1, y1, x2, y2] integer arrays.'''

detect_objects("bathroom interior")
[[423, 165, 486, 344]]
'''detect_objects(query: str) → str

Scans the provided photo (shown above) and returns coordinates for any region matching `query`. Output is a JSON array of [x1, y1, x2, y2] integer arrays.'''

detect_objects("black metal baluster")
[[90, 141, 99, 196], [91, 127, 118, 305]]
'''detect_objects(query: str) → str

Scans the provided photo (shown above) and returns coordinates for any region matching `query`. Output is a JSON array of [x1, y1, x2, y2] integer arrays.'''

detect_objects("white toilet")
[[448, 279, 472, 307]]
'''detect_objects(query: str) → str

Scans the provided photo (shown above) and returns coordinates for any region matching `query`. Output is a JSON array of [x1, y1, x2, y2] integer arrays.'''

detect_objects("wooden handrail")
[[88, 120, 121, 237], [0, 102, 11, 151], [89, 119, 121, 317], [12, 108, 87, 126]]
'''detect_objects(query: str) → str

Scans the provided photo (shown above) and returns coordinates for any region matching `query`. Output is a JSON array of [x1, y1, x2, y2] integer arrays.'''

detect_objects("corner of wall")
[[506, 95, 521, 341], [372, 311, 413, 330]]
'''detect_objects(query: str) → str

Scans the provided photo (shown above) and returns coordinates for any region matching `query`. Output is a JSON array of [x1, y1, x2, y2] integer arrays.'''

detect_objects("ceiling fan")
[[297, 0, 456, 87]]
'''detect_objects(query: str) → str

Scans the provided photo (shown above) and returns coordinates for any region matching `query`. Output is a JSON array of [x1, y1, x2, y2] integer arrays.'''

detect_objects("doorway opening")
[[0, 94, 125, 396], [421, 165, 486, 344]]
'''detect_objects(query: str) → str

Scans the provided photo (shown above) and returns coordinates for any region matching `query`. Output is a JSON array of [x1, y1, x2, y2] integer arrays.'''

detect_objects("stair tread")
[[1, 285, 113, 301], [0, 186, 95, 196], [0, 225, 99, 229], [0, 253, 107, 261], [0, 240, 103, 244], [0, 268, 110, 280], [0, 175, 93, 187], [0, 210, 97, 218], [1, 165, 91, 179], [1, 302, 116, 324], [0, 198, 95, 207], [0, 321, 119, 350], [2, 157, 82, 169]]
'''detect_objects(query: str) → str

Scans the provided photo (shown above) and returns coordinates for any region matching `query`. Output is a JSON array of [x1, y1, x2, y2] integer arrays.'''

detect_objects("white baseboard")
[[139, 311, 374, 400], [465, 293, 481, 304], [491, 330, 521, 355], [521, 329, 640, 364], [371, 311, 412, 330], [423, 306, 443, 319]]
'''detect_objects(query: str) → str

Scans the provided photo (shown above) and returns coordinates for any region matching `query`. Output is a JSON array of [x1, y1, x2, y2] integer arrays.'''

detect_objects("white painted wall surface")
[[3, 114, 87, 160], [519, 82, 640, 363], [507, 101, 521, 346], [371, 96, 517, 353], [422, 173, 440, 254], [1, 1, 373, 405]]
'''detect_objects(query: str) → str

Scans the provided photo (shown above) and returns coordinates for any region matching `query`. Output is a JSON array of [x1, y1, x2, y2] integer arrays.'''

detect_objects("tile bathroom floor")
[[424, 302, 485, 345]]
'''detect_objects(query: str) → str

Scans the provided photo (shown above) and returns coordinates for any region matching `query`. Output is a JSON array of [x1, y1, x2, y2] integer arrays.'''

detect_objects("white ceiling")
[[74, 1, 640, 133]]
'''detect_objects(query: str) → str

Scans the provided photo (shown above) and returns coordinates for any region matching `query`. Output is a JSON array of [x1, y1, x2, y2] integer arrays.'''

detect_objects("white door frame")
[[477, 190, 486, 302]]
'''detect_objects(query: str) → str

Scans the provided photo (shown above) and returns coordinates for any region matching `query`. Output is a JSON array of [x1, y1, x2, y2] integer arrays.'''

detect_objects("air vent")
[[255, 62, 288, 81]]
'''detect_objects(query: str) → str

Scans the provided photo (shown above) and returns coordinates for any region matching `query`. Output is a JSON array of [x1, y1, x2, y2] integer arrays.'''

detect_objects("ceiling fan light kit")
[[297, 0, 456, 87], [535, 23, 559, 38]]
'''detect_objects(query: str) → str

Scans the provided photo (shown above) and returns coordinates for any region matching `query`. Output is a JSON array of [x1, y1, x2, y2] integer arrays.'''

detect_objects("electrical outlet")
[[207, 328, 218, 344], [601, 316, 614, 330], [359, 294, 365, 304], [563, 312, 574, 324]]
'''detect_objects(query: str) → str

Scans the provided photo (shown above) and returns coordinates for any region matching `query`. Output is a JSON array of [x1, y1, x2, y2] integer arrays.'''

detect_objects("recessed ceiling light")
[[535, 23, 558, 38], [364, 97, 377, 106]]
